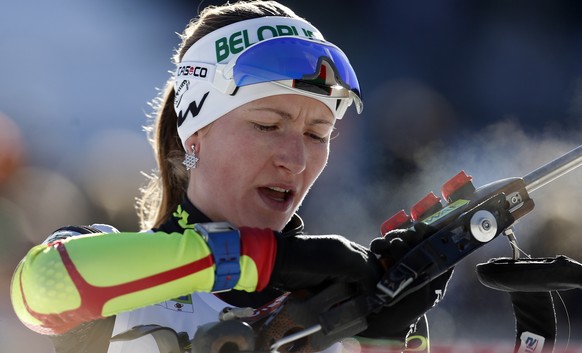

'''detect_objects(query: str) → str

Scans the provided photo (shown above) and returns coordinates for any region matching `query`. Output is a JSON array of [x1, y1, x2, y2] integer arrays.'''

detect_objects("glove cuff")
[[238, 227, 277, 291]]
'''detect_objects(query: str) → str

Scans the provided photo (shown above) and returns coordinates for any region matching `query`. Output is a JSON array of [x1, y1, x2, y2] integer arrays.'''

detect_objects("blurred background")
[[1, 0, 581, 351]]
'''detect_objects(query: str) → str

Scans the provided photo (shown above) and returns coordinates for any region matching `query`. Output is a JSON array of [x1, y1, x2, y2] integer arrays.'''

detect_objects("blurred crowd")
[[1, 0, 581, 352]]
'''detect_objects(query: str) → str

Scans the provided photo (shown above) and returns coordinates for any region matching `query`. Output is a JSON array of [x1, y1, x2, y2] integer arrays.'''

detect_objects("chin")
[[254, 215, 289, 232]]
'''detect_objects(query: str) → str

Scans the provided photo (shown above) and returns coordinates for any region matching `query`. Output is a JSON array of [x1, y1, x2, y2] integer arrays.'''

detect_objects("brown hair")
[[137, 1, 301, 229]]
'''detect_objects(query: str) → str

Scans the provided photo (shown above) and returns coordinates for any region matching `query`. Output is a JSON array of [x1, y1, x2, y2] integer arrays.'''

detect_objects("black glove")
[[269, 234, 382, 294], [358, 223, 453, 340]]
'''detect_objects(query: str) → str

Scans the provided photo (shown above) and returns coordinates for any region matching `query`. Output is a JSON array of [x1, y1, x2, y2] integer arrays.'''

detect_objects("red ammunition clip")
[[411, 192, 442, 221], [381, 210, 412, 235], [441, 171, 475, 202]]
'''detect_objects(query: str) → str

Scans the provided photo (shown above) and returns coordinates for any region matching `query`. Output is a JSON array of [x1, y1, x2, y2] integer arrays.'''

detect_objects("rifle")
[[255, 144, 582, 353], [112, 145, 582, 353]]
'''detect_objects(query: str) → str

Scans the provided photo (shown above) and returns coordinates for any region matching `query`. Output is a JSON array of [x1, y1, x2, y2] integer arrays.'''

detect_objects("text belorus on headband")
[[214, 22, 319, 62]]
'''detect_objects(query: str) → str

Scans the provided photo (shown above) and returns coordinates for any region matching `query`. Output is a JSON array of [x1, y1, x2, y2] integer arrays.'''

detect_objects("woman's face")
[[187, 94, 335, 231]]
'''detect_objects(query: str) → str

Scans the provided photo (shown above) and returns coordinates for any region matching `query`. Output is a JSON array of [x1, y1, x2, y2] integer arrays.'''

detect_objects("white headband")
[[174, 16, 350, 150]]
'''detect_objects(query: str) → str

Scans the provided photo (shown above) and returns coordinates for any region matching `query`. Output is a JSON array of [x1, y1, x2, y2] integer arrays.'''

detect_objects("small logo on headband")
[[174, 80, 190, 108], [177, 65, 209, 78], [177, 92, 209, 127]]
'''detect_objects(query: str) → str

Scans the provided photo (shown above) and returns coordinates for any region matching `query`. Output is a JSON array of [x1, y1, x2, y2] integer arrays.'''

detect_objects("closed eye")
[[252, 122, 330, 143], [306, 132, 328, 143], [253, 123, 278, 132]]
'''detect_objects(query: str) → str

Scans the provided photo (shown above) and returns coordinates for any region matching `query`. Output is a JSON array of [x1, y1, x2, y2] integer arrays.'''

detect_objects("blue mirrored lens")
[[231, 37, 361, 98]]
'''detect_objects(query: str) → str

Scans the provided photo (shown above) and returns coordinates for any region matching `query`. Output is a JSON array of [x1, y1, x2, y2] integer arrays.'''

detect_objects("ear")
[[184, 124, 213, 153], [184, 134, 199, 153]]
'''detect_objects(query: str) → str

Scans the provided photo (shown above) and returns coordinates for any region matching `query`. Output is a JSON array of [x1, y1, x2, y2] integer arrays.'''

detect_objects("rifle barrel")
[[523, 145, 582, 193]]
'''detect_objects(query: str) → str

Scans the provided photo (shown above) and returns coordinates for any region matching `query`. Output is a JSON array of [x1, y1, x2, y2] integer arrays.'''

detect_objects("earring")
[[183, 145, 199, 170]]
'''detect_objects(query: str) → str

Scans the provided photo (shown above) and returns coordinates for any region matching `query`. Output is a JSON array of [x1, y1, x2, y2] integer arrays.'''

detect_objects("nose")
[[274, 134, 306, 175]]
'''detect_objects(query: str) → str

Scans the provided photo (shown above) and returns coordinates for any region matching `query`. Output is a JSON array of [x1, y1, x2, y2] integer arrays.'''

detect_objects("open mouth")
[[261, 186, 293, 202]]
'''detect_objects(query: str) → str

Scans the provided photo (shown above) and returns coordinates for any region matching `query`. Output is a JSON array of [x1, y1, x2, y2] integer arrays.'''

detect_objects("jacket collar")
[[156, 197, 305, 236]]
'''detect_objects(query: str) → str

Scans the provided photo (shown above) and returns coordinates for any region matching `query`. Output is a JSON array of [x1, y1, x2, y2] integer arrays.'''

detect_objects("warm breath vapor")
[[406, 119, 582, 257]]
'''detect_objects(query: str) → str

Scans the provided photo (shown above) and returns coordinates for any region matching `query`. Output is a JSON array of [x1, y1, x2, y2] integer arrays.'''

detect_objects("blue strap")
[[195, 222, 241, 292]]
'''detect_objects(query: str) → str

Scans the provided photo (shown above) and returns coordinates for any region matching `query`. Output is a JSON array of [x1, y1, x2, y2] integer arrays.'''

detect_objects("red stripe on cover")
[[239, 227, 276, 291], [21, 241, 213, 335]]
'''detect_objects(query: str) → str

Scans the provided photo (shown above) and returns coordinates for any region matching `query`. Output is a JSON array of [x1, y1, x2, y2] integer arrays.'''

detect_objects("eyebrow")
[[250, 107, 335, 127]]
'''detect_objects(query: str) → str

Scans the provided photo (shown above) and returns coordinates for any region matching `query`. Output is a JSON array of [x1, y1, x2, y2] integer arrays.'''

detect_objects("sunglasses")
[[178, 36, 363, 114]]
